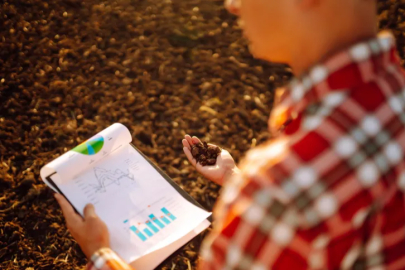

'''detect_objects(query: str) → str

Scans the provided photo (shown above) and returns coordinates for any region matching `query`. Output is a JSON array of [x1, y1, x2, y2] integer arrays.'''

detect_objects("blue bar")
[[161, 216, 171, 225], [143, 228, 153, 237], [149, 214, 165, 229], [123, 219, 129, 223], [130, 226, 147, 242], [145, 220, 159, 233], [162, 207, 176, 220]]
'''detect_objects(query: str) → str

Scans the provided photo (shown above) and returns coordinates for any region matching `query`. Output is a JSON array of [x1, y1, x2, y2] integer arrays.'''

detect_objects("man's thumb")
[[83, 204, 97, 219]]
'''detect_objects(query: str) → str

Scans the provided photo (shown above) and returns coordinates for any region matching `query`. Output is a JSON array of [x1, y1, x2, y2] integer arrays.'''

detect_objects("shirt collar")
[[270, 32, 401, 134]]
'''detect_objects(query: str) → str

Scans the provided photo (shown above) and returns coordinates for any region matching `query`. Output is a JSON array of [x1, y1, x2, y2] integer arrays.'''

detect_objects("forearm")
[[223, 166, 241, 185]]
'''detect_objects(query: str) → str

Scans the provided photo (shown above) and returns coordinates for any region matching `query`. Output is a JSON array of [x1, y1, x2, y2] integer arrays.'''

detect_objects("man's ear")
[[298, 0, 320, 9]]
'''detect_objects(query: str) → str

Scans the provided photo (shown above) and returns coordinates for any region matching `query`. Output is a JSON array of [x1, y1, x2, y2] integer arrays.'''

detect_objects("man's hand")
[[182, 135, 240, 186], [54, 193, 110, 258]]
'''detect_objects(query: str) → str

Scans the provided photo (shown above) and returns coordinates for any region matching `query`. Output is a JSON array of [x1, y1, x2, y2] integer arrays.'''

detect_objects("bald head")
[[227, 0, 378, 74]]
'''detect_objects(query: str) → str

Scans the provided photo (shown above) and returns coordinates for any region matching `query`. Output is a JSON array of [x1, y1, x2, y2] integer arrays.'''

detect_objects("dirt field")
[[1, 0, 404, 269]]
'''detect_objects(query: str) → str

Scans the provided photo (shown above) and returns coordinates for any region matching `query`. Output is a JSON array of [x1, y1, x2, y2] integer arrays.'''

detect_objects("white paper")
[[40, 123, 211, 263]]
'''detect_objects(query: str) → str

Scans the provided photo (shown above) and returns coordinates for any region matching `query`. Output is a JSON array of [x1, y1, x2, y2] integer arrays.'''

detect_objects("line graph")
[[90, 167, 136, 193]]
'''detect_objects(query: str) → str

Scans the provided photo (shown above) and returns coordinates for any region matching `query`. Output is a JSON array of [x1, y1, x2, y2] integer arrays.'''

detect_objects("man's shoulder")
[[237, 78, 405, 223], [237, 90, 360, 199]]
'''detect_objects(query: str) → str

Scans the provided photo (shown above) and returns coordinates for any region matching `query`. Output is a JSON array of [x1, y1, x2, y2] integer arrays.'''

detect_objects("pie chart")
[[72, 136, 104, 155]]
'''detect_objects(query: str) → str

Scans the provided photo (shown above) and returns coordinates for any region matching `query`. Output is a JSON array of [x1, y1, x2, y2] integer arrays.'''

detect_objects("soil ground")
[[1, 0, 404, 269]]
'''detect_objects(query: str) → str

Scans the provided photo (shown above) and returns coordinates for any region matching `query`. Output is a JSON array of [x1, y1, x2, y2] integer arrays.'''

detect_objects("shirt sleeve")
[[198, 139, 317, 270], [86, 248, 135, 270]]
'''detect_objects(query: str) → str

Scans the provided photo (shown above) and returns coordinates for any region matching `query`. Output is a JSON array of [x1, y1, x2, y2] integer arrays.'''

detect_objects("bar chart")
[[129, 226, 147, 241], [143, 228, 153, 237], [149, 214, 165, 229], [162, 207, 176, 220], [128, 207, 177, 242], [145, 220, 159, 233], [161, 215, 171, 225]]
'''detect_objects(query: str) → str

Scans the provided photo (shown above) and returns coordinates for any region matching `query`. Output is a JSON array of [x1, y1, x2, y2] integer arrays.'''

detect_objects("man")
[[55, 0, 405, 269]]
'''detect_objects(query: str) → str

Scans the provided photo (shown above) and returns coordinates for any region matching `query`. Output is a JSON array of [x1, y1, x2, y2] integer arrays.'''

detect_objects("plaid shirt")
[[87, 33, 405, 270]]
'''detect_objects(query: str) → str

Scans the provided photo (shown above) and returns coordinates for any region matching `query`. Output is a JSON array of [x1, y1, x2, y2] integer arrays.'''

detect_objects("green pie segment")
[[72, 136, 104, 155]]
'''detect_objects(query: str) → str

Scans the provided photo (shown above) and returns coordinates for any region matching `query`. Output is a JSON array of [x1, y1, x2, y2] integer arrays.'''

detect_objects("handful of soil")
[[191, 141, 221, 166]]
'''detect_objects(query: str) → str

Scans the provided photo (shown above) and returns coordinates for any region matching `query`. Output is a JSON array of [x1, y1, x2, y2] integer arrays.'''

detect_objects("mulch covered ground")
[[0, 0, 404, 269]]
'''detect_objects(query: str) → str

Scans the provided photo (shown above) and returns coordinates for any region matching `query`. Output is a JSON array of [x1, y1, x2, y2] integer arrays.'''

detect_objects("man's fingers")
[[192, 136, 202, 144], [185, 135, 203, 146], [182, 139, 191, 149], [54, 193, 82, 225], [185, 134, 194, 146], [83, 204, 97, 220], [183, 147, 197, 166]]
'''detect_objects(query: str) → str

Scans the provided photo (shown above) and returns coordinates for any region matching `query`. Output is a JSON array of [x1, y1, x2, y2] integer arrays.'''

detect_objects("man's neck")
[[290, 30, 378, 77]]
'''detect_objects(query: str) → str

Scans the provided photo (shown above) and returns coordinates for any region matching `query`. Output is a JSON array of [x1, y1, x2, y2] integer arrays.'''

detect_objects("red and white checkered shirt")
[[87, 32, 405, 270], [199, 32, 405, 270]]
